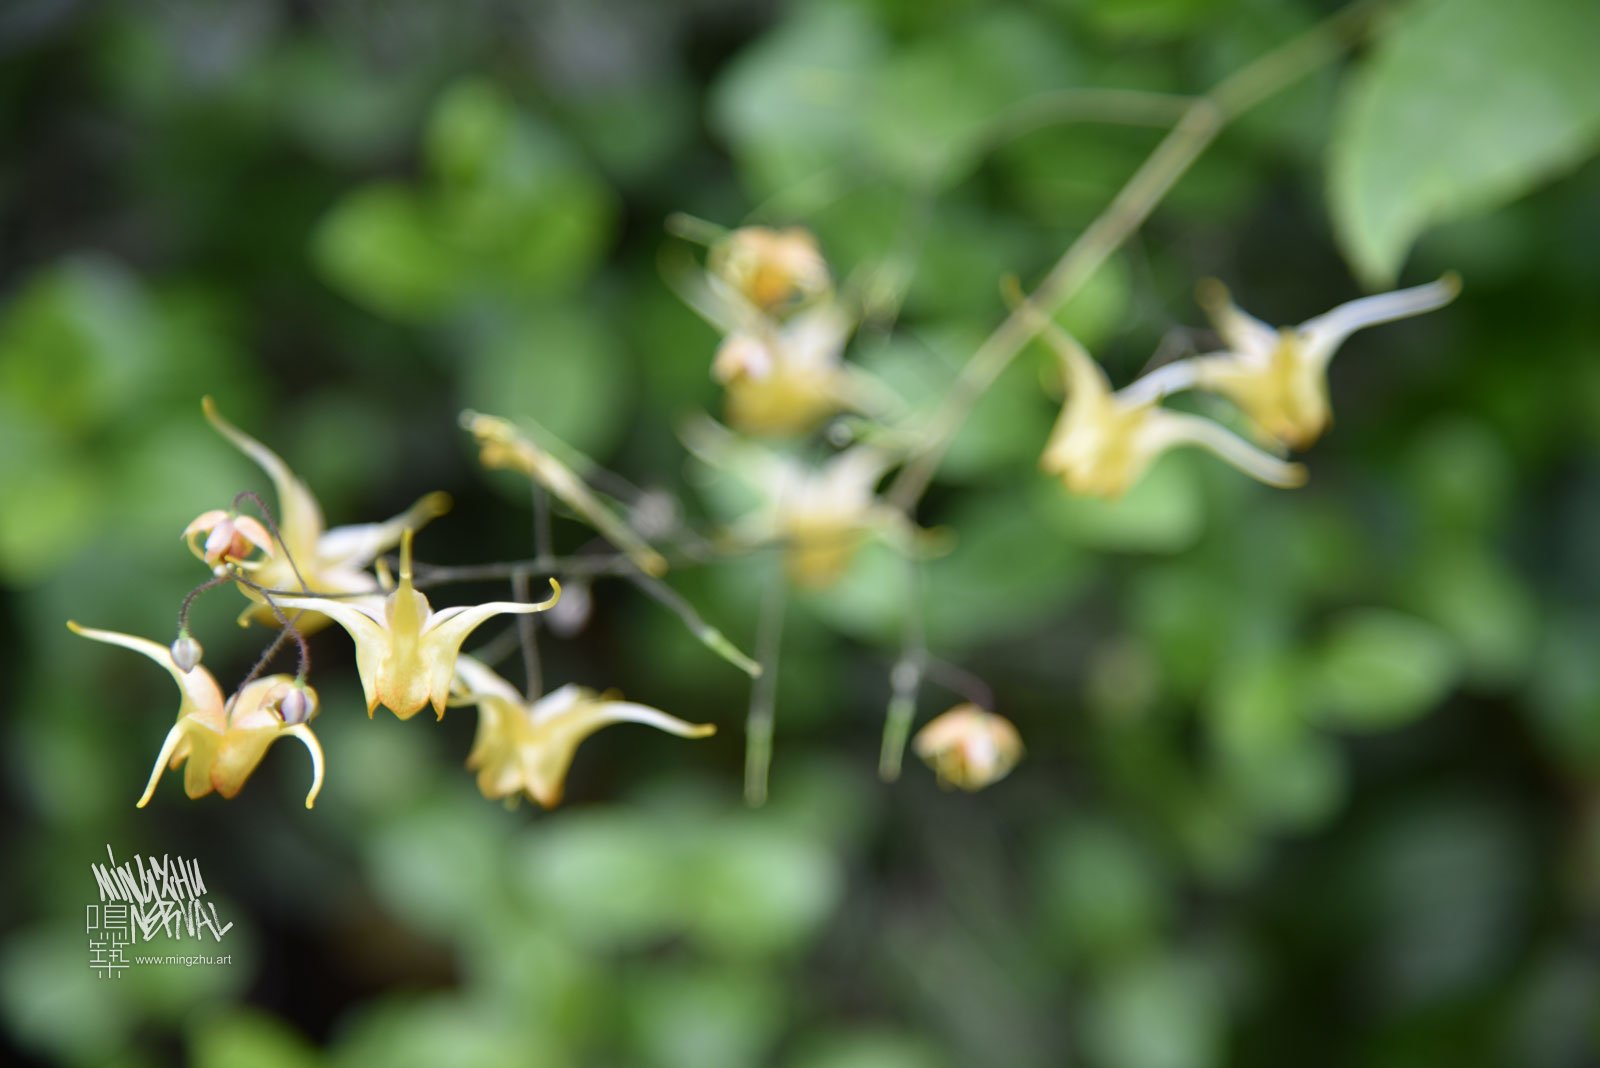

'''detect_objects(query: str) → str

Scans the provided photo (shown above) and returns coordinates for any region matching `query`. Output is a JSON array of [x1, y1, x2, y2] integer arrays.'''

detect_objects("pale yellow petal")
[[284, 724, 325, 809], [1195, 278, 1278, 360], [202, 396, 325, 560], [136, 724, 186, 808], [1143, 410, 1306, 488], [315, 491, 452, 571], [68, 621, 227, 730]]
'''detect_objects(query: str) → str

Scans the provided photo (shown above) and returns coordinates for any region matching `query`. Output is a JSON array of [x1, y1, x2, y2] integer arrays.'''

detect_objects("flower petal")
[[136, 724, 186, 808], [68, 621, 227, 730], [421, 585, 561, 718], [1295, 273, 1461, 368], [1143, 410, 1307, 489], [315, 491, 452, 571], [284, 724, 325, 809], [202, 396, 325, 561], [523, 697, 715, 807], [273, 595, 388, 714], [452, 654, 529, 707], [1195, 278, 1278, 361]]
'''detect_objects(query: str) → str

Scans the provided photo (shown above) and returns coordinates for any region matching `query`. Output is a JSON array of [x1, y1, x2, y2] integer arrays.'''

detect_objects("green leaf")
[[1083, 955, 1224, 1068], [1310, 609, 1459, 731], [517, 809, 688, 949], [683, 819, 843, 958], [190, 1010, 320, 1068], [626, 965, 785, 1068], [1329, 0, 1600, 284], [1035, 820, 1171, 963], [460, 306, 631, 458], [710, 2, 885, 196], [313, 184, 462, 321]]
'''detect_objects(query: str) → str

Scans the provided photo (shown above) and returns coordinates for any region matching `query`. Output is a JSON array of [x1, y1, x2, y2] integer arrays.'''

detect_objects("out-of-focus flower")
[[463, 411, 668, 577], [1182, 274, 1460, 448], [182, 510, 273, 568], [1037, 321, 1305, 499], [275, 529, 559, 720], [708, 226, 831, 313], [67, 622, 324, 808], [712, 304, 866, 436], [684, 418, 923, 588], [452, 655, 714, 807], [913, 704, 1023, 791], [202, 397, 450, 629]]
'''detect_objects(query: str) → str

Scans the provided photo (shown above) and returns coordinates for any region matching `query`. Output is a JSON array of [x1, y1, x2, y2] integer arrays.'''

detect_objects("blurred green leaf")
[[860, 11, 1068, 187], [1405, 540, 1538, 690], [1310, 609, 1459, 731], [1036, 820, 1170, 964], [314, 184, 463, 322], [190, 1009, 320, 1068], [0, 257, 157, 430], [1329, 0, 1600, 283], [1083, 954, 1224, 1068], [786, 1029, 950, 1068], [710, 1, 885, 195], [627, 965, 785, 1068], [685, 818, 844, 958], [518, 808, 687, 949], [460, 306, 630, 459]]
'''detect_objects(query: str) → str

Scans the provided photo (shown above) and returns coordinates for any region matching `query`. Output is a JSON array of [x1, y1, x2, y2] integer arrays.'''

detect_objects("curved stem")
[[886, 0, 1381, 512], [744, 568, 788, 806]]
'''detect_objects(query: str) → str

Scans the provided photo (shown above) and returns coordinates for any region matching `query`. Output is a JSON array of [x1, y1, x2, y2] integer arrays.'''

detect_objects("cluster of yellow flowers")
[[70, 400, 714, 810], [1038, 273, 1461, 498], [685, 226, 1458, 792], [72, 222, 1458, 808]]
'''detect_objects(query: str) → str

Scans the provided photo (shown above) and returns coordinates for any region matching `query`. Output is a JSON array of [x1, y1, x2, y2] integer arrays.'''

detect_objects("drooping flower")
[[684, 417, 923, 588], [1037, 320, 1306, 500], [67, 622, 324, 808], [707, 226, 831, 314], [711, 303, 868, 436], [275, 528, 559, 720], [182, 510, 273, 568], [462, 411, 669, 577], [913, 704, 1023, 791], [1182, 274, 1460, 448], [201, 396, 451, 628], [452, 655, 715, 807]]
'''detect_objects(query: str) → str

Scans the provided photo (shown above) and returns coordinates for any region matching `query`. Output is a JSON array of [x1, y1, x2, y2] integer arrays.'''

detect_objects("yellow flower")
[[202, 396, 451, 628], [462, 411, 668, 577], [67, 622, 325, 808], [913, 704, 1023, 791], [711, 304, 863, 436], [1038, 321, 1305, 500], [708, 226, 831, 313], [275, 529, 559, 720], [452, 655, 714, 807], [1184, 274, 1460, 448], [684, 418, 920, 588]]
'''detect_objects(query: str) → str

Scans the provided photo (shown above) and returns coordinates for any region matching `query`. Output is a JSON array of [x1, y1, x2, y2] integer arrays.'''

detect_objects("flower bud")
[[544, 578, 592, 639], [278, 686, 313, 726], [170, 634, 204, 673], [913, 704, 1023, 791]]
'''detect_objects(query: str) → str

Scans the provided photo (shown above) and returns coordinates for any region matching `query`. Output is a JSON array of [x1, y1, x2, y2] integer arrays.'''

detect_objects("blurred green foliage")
[[3, 1, 1599, 1067]]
